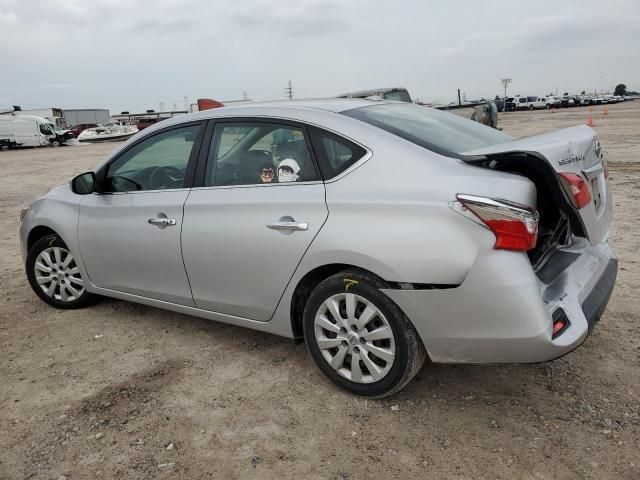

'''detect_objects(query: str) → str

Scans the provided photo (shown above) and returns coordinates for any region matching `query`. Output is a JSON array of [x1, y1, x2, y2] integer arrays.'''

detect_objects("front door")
[[182, 120, 328, 320], [78, 123, 203, 306]]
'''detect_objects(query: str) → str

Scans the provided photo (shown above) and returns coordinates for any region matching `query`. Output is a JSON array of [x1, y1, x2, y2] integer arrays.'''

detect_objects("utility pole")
[[500, 78, 511, 112], [285, 80, 293, 100]]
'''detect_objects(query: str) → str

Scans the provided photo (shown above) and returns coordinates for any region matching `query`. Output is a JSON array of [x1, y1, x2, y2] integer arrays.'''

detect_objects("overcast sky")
[[1, 0, 638, 113]]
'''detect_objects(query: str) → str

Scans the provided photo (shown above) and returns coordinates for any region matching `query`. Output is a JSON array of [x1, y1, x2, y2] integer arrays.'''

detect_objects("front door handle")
[[267, 221, 308, 231], [148, 217, 177, 227]]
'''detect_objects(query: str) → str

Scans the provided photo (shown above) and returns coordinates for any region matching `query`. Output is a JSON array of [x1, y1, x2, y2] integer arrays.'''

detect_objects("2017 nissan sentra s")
[[19, 99, 617, 398]]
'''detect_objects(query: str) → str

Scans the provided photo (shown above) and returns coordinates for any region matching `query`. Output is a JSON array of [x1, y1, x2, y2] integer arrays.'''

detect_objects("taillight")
[[456, 194, 539, 251], [559, 173, 591, 209]]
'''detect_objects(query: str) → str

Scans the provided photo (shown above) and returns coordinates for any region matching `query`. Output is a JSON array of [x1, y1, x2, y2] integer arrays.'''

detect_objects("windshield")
[[39, 123, 56, 135], [343, 103, 512, 155]]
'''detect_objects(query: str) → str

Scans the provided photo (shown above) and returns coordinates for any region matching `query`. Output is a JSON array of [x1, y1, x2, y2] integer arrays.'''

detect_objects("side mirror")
[[70, 171, 96, 195]]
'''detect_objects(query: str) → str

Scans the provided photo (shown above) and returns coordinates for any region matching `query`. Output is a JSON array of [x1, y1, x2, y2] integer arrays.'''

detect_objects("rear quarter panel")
[[300, 139, 537, 285]]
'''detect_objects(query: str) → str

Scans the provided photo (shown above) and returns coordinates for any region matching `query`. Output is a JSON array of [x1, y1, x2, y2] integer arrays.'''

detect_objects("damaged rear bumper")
[[382, 239, 617, 364]]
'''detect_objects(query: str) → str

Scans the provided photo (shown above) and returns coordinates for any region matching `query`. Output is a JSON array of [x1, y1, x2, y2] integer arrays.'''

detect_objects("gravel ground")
[[1, 102, 638, 479]]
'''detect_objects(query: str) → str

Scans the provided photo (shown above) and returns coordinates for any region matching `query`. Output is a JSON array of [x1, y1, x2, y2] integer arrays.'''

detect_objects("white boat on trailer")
[[77, 122, 138, 143]]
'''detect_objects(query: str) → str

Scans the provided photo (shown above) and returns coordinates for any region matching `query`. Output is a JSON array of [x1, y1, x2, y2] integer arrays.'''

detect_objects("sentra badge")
[[558, 153, 585, 166]]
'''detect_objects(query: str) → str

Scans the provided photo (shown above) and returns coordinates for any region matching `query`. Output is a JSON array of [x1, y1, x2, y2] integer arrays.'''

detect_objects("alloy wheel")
[[34, 247, 85, 302], [314, 293, 396, 384]]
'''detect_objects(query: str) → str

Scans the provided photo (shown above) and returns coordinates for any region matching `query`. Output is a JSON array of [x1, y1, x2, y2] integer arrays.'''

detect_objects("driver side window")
[[105, 125, 199, 193]]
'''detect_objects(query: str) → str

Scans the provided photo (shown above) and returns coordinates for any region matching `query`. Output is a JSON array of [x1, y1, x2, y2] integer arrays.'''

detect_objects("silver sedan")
[[19, 99, 617, 397]]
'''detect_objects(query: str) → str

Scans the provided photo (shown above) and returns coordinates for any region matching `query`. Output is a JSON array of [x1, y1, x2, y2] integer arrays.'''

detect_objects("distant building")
[[63, 109, 110, 127], [12, 107, 110, 129]]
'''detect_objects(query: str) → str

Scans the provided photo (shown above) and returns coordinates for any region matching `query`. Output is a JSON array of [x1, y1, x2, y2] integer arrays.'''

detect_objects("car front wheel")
[[303, 270, 426, 398], [26, 234, 97, 309]]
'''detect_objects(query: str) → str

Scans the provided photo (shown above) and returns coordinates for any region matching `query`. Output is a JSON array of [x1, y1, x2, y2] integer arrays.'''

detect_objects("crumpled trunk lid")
[[462, 125, 612, 245]]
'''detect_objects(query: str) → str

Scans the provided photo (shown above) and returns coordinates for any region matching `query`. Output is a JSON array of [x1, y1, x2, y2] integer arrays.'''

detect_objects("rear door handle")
[[267, 221, 308, 231], [148, 217, 177, 227]]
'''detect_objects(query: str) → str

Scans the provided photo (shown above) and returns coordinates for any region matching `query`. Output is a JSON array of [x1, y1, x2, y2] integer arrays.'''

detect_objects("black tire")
[[303, 270, 427, 398], [546, 104, 551, 109], [528, 105, 534, 111], [26, 233, 98, 309]]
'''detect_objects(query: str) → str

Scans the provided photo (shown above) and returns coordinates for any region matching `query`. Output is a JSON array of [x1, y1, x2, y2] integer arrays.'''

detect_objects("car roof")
[[146, 98, 398, 132]]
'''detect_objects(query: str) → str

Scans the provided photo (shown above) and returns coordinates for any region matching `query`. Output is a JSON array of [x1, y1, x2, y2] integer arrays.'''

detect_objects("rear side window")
[[309, 128, 367, 179]]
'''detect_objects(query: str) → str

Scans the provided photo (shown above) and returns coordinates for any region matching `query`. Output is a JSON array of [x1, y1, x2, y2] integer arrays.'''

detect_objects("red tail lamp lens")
[[559, 173, 591, 209]]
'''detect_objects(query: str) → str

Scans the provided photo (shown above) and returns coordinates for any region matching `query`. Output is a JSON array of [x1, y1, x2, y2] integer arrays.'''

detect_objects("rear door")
[[181, 120, 328, 321], [463, 125, 612, 244]]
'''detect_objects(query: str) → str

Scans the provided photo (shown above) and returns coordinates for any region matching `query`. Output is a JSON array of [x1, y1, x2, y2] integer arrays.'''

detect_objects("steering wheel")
[[148, 166, 184, 189]]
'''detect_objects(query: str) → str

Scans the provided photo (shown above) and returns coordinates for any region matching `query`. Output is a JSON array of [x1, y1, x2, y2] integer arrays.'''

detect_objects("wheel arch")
[[27, 225, 61, 251], [289, 263, 389, 339]]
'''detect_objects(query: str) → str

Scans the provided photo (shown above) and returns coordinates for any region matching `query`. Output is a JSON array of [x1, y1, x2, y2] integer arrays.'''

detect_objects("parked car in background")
[[136, 117, 166, 130], [530, 97, 547, 110], [337, 87, 413, 103], [543, 96, 561, 109], [578, 96, 593, 106], [513, 96, 530, 110], [69, 123, 98, 137], [19, 99, 617, 397], [560, 96, 575, 108], [504, 97, 516, 111]]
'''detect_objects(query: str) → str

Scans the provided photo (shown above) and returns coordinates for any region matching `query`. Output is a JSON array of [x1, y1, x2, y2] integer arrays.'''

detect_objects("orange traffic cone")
[[587, 116, 594, 127], [603, 108, 609, 116]]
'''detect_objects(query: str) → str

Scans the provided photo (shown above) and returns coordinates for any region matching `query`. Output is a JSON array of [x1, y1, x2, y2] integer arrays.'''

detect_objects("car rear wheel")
[[303, 270, 426, 398], [528, 105, 534, 110], [26, 234, 97, 309]]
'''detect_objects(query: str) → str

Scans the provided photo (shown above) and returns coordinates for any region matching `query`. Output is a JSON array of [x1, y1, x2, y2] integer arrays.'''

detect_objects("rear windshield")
[[343, 103, 512, 155]]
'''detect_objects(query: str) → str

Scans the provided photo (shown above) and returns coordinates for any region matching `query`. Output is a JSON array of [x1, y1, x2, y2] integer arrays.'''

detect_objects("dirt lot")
[[1, 102, 639, 480]]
